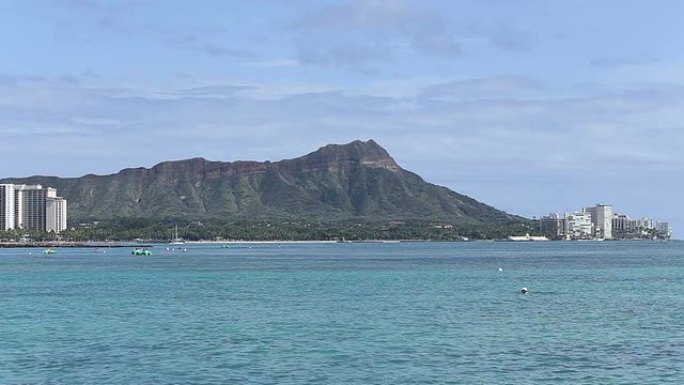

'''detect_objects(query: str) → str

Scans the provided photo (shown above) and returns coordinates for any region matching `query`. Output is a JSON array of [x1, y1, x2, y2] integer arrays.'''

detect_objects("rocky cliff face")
[[1, 140, 524, 224]]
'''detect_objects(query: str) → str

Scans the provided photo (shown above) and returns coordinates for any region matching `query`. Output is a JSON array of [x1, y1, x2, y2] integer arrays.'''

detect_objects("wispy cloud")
[[166, 34, 252, 58], [291, 0, 461, 68], [419, 75, 544, 101], [590, 55, 658, 68], [241, 59, 299, 68], [50, 0, 140, 39], [464, 22, 535, 52], [2, 73, 683, 176]]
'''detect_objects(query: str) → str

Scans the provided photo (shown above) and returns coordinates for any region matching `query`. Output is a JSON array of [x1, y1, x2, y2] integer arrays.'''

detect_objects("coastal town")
[[0, 184, 673, 242], [532, 203, 671, 241]]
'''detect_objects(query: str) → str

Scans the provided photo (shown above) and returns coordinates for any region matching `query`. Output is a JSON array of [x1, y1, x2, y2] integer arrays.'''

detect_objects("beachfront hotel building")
[[583, 204, 613, 239], [612, 214, 636, 234], [0, 184, 67, 233], [564, 212, 594, 240], [540, 213, 564, 240], [0, 184, 15, 230]]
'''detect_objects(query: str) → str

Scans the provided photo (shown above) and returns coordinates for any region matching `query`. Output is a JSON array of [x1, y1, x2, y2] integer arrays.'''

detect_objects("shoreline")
[[0, 242, 154, 248], [185, 240, 340, 245], [0, 238, 675, 248]]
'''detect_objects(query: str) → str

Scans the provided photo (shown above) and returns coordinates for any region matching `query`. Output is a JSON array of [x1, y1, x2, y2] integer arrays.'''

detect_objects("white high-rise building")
[[15, 185, 49, 231], [583, 204, 613, 239], [0, 184, 68, 233], [0, 184, 15, 230], [46, 197, 67, 233]]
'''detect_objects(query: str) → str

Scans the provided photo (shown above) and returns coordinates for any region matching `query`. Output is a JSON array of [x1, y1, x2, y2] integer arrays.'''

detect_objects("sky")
[[1, 0, 683, 234]]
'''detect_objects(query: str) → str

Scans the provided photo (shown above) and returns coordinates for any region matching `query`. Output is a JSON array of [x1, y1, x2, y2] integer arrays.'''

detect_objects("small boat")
[[43, 248, 57, 255], [132, 248, 152, 256], [169, 225, 185, 245]]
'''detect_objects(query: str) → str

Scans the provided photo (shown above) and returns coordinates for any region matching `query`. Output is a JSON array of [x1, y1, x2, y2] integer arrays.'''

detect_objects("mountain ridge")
[[1, 140, 528, 225]]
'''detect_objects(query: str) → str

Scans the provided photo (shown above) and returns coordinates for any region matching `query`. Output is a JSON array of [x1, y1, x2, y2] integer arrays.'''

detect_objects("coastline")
[[186, 240, 340, 245], [0, 242, 154, 248], [1, 238, 675, 248]]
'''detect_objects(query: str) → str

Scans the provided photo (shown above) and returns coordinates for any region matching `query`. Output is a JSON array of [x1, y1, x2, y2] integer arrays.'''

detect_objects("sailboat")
[[170, 225, 185, 245]]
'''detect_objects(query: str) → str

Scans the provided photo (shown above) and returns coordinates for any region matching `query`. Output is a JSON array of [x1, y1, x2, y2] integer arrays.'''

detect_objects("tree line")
[[0, 217, 537, 242]]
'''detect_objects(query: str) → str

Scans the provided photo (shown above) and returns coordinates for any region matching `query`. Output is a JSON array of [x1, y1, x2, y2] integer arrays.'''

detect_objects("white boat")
[[170, 225, 185, 245], [508, 233, 550, 242]]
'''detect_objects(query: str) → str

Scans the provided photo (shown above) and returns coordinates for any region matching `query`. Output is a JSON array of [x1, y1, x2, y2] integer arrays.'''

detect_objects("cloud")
[[590, 55, 658, 68], [0, 74, 19, 88], [49, 0, 142, 44], [242, 59, 299, 68], [465, 23, 534, 51], [51, 1, 251, 59], [295, 38, 390, 67], [291, 0, 461, 67], [2, 72, 684, 179], [164, 33, 252, 58], [419, 75, 544, 101], [53, 0, 122, 11], [175, 85, 253, 99]]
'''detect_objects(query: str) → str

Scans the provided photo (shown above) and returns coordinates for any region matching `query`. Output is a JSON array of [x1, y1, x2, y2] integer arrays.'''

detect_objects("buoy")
[[498, 267, 503, 272], [521, 287, 528, 294]]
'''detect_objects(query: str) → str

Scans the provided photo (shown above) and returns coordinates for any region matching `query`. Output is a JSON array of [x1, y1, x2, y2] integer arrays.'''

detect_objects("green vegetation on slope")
[[1, 140, 531, 235]]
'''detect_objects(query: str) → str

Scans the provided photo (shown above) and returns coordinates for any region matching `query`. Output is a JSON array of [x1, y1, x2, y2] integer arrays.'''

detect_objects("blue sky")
[[1, 0, 683, 233]]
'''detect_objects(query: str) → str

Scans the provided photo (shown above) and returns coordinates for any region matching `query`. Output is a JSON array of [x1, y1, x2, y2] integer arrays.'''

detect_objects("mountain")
[[1, 140, 526, 225]]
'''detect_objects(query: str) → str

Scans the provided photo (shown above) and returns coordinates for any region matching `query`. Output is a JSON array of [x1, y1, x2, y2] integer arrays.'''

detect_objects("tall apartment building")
[[0, 184, 15, 230], [583, 204, 613, 239], [540, 213, 564, 240], [0, 184, 68, 233]]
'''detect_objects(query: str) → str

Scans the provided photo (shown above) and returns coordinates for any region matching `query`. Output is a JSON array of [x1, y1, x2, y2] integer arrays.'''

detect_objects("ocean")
[[1, 241, 683, 384]]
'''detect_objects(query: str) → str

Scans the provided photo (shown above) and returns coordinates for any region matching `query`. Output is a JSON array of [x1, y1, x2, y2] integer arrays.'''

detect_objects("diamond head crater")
[[1, 140, 534, 242]]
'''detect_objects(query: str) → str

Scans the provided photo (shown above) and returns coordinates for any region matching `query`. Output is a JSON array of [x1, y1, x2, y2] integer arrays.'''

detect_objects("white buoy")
[[498, 267, 503, 272], [521, 287, 528, 294]]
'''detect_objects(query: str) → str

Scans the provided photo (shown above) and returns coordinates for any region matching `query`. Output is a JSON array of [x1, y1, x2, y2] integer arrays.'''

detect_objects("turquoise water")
[[1, 241, 683, 384]]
